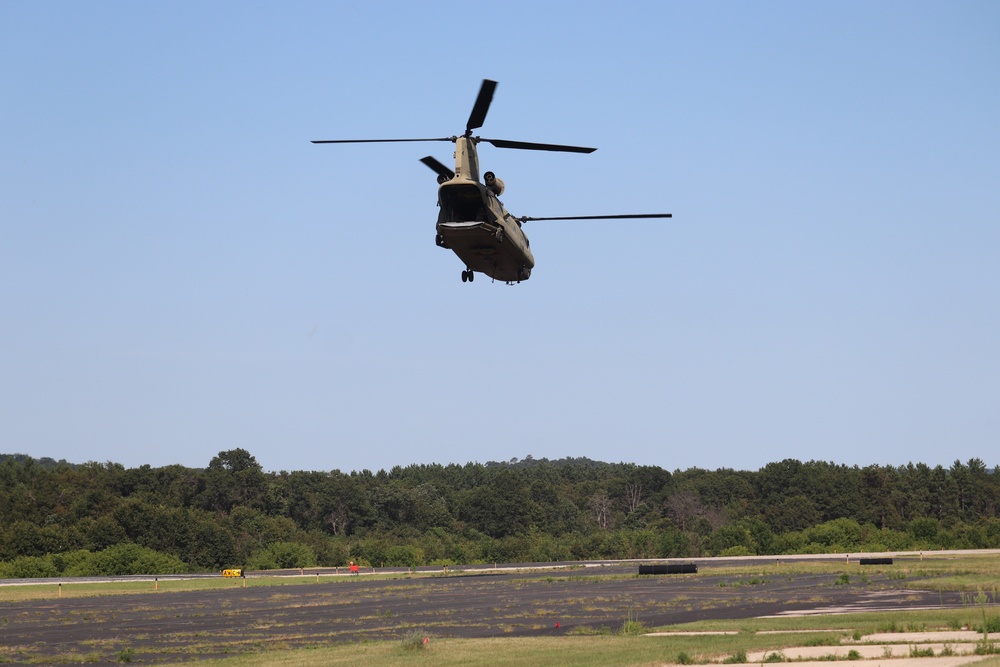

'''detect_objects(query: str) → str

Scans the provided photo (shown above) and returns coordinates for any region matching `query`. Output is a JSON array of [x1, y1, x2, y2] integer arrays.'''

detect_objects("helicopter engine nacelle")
[[483, 171, 505, 196]]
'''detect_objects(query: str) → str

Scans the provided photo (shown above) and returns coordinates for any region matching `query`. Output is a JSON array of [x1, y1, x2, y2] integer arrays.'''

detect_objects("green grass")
[[146, 636, 810, 667], [150, 634, 1000, 667], [0, 571, 460, 602], [912, 575, 1000, 594]]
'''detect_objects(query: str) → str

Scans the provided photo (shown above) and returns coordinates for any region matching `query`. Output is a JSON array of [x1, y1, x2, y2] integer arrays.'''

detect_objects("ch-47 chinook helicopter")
[[313, 80, 671, 284]]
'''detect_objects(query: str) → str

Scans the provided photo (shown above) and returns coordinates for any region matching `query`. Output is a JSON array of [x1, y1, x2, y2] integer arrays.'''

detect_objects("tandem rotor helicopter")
[[313, 79, 671, 284]]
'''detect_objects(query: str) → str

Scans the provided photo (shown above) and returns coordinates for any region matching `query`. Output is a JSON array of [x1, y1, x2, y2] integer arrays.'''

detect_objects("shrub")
[[803, 518, 863, 549], [619, 608, 645, 636], [246, 542, 317, 570], [720, 545, 754, 557], [384, 545, 423, 567], [51, 549, 95, 575], [0, 555, 58, 578], [723, 649, 748, 664], [975, 642, 999, 655], [77, 544, 187, 576], [2, 545, 185, 577], [400, 631, 428, 651]]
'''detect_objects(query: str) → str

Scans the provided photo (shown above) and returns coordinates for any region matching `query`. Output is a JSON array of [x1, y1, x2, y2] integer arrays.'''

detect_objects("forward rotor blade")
[[311, 137, 455, 144], [517, 213, 672, 222], [481, 138, 597, 154], [466, 79, 497, 134], [419, 156, 454, 179]]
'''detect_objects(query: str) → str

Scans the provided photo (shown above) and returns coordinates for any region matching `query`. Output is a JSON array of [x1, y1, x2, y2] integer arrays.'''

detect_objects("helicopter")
[[313, 79, 671, 284]]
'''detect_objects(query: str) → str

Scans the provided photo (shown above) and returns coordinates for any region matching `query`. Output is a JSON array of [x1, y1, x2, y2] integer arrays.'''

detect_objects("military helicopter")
[[313, 80, 671, 284]]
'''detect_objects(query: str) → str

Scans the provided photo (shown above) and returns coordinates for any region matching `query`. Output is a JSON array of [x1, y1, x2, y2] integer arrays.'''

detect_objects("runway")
[[0, 560, 971, 664]]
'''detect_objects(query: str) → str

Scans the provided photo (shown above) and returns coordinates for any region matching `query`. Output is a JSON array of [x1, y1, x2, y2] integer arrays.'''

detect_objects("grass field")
[[164, 622, 1000, 667], [160, 635, 863, 667], [4, 554, 998, 603], [3, 555, 1000, 666], [0, 571, 429, 602]]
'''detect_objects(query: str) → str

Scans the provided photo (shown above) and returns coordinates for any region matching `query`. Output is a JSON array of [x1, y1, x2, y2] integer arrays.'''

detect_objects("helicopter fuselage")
[[433, 136, 534, 283], [435, 181, 534, 283]]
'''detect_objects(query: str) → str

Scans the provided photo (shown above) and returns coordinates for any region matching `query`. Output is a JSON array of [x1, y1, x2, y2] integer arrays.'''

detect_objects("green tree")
[[908, 516, 941, 544], [802, 518, 864, 551], [707, 523, 758, 556], [84, 515, 128, 550], [658, 525, 692, 557], [763, 494, 821, 533], [200, 449, 268, 513], [458, 470, 535, 537], [2, 521, 71, 559], [247, 542, 317, 570]]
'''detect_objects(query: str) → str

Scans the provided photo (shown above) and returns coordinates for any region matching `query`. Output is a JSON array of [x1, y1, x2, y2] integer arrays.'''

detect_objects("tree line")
[[2, 450, 999, 578]]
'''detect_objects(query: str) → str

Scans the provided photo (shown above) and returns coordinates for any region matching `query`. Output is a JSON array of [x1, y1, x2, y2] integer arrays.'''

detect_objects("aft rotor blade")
[[482, 138, 597, 154], [311, 137, 455, 144], [419, 156, 454, 179], [467, 79, 497, 133], [517, 213, 672, 222]]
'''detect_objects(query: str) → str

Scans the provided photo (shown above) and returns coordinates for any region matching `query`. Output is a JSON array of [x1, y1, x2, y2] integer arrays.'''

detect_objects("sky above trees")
[[2, 2, 998, 473]]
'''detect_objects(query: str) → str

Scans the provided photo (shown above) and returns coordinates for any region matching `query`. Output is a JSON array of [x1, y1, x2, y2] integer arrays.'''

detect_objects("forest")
[[2, 450, 999, 578]]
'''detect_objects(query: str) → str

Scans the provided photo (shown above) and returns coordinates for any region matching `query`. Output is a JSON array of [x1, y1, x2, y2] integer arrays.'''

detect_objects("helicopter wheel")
[[461, 269, 474, 283]]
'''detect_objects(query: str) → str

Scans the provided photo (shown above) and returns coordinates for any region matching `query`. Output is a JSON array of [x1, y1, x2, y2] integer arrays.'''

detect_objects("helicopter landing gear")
[[461, 269, 475, 283]]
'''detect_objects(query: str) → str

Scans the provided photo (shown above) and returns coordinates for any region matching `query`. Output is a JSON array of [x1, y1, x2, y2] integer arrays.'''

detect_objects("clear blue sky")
[[2, 2, 998, 474]]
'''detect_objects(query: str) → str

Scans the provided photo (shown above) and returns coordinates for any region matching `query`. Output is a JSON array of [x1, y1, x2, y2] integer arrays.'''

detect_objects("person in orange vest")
[[349, 561, 359, 575]]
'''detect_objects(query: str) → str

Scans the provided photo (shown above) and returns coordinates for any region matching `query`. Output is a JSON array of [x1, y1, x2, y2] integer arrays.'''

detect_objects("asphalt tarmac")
[[0, 561, 968, 664]]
